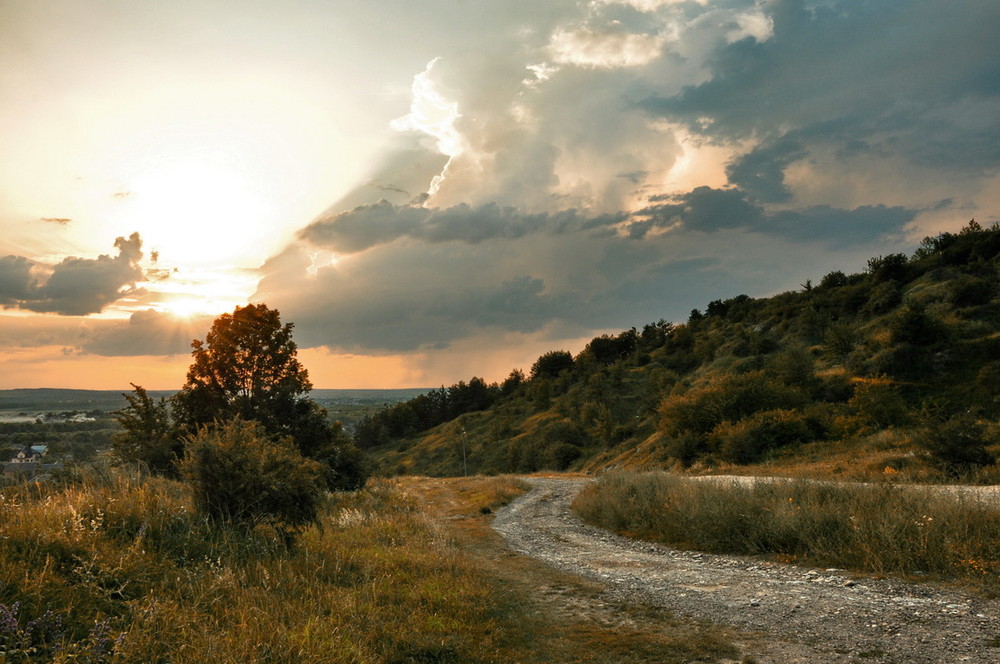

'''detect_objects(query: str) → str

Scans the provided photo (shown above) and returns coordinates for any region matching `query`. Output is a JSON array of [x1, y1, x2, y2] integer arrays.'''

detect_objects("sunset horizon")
[[3, 0, 998, 392]]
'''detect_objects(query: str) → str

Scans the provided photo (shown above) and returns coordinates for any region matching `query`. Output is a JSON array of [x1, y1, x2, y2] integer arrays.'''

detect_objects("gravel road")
[[492, 477, 1000, 663]]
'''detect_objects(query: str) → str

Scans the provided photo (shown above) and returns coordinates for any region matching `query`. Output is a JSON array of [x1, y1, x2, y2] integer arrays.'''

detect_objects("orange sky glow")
[[2, 0, 998, 391]]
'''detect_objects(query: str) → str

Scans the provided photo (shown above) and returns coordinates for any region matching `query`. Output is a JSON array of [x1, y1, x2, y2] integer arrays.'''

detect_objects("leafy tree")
[[112, 384, 182, 475], [173, 304, 369, 491], [530, 350, 574, 380], [173, 303, 312, 434], [501, 369, 526, 396], [180, 418, 325, 539]]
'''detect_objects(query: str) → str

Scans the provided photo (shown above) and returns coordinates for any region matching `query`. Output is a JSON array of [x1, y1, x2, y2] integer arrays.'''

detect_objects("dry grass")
[[400, 474, 739, 664], [573, 471, 1000, 594], [0, 470, 739, 663]]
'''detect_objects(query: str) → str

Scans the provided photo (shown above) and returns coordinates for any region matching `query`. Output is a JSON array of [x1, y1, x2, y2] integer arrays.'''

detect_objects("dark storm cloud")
[[257, 0, 989, 361], [640, 187, 764, 233], [642, 0, 1000, 174], [725, 137, 807, 203], [635, 187, 915, 247], [300, 201, 629, 254], [0, 233, 145, 316]]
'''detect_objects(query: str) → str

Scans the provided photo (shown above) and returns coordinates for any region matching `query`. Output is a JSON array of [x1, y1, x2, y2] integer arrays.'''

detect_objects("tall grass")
[[573, 471, 1000, 592], [0, 470, 531, 663]]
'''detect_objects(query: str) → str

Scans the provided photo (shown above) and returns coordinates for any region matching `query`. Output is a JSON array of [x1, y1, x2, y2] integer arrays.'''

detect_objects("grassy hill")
[[362, 220, 1000, 480]]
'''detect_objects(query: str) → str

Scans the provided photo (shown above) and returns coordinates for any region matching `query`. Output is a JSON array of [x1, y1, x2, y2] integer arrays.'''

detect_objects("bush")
[[950, 275, 995, 307], [848, 380, 909, 429], [659, 371, 805, 438], [889, 304, 947, 347], [710, 409, 812, 463], [917, 414, 996, 473], [180, 419, 326, 538]]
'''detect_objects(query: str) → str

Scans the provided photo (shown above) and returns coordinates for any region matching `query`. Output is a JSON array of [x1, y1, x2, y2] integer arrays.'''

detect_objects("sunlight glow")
[[111, 155, 284, 268]]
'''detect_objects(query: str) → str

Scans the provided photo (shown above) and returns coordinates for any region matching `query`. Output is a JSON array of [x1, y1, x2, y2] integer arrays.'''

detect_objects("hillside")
[[361, 220, 1000, 479]]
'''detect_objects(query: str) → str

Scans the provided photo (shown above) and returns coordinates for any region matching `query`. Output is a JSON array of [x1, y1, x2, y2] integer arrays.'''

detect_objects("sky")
[[1, 0, 999, 390]]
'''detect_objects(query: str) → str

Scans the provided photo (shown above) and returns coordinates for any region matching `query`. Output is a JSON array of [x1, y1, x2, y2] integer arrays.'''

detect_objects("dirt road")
[[492, 477, 1000, 663]]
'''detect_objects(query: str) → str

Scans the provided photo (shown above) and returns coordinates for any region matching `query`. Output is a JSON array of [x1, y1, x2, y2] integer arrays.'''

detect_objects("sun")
[[112, 154, 288, 269], [161, 297, 212, 319]]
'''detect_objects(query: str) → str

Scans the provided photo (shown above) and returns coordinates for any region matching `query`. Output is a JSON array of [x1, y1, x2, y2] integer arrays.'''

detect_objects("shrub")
[[862, 280, 902, 315], [659, 371, 805, 438], [180, 419, 325, 538], [917, 414, 996, 474], [848, 380, 909, 429], [949, 275, 995, 307], [889, 304, 948, 347], [710, 409, 812, 463], [546, 442, 582, 470]]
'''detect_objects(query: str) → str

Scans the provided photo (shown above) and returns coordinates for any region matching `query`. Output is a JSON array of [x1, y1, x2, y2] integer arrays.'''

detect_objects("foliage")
[[179, 418, 325, 537], [111, 384, 181, 476], [710, 409, 813, 463], [144, 304, 372, 492], [172, 303, 312, 434], [363, 219, 1000, 477], [0, 470, 594, 663], [530, 350, 575, 380], [917, 414, 996, 473], [659, 371, 806, 439], [848, 380, 909, 430]]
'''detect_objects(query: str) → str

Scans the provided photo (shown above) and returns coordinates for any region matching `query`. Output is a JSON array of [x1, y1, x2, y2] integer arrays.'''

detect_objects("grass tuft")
[[573, 471, 1000, 593]]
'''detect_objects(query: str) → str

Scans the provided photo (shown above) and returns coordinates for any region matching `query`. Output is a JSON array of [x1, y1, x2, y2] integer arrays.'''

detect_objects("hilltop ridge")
[[360, 219, 1000, 480]]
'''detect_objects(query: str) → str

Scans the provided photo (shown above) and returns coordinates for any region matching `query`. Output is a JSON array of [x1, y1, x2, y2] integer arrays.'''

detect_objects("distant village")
[[1, 410, 101, 481], [4, 443, 63, 480]]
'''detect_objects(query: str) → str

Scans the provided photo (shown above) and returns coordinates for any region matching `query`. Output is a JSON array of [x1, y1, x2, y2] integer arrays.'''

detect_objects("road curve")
[[492, 477, 1000, 664]]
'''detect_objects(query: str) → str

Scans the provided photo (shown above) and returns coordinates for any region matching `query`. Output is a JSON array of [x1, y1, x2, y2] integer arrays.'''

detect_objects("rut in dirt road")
[[492, 477, 1000, 664]]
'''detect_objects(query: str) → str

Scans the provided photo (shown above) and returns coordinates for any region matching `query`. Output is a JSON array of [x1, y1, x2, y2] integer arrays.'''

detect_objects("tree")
[[112, 384, 182, 475], [173, 303, 369, 491], [530, 350, 574, 380], [173, 303, 312, 434]]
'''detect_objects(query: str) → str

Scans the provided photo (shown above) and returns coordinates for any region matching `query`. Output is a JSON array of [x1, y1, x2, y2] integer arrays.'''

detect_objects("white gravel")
[[492, 477, 1000, 663]]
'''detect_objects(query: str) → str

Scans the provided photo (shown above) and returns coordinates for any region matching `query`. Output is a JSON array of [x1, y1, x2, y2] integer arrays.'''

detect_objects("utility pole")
[[461, 426, 468, 476]]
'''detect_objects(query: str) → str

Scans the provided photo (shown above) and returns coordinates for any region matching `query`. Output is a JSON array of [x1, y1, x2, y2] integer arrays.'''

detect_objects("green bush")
[[659, 371, 805, 438], [917, 414, 996, 473], [848, 380, 909, 429], [710, 409, 812, 463], [950, 275, 995, 307], [180, 419, 326, 538]]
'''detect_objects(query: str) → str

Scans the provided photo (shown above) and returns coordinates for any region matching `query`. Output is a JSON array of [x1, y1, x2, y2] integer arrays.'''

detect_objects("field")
[[0, 471, 739, 663]]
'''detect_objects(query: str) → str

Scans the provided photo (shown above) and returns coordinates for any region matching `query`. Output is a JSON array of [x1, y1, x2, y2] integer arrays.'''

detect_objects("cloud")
[[249, 0, 999, 369], [635, 187, 915, 247], [300, 200, 628, 254], [0, 256, 35, 304], [0, 233, 145, 315], [641, 1, 1000, 185], [259, 193, 914, 356], [725, 137, 807, 203], [82, 309, 211, 357]]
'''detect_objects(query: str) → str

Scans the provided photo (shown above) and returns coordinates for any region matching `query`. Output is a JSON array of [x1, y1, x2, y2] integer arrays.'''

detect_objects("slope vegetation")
[[362, 220, 1000, 480]]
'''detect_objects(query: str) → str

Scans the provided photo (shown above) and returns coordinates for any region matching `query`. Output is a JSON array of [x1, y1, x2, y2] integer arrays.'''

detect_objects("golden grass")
[[573, 471, 1000, 595], [0, 470, 739, 663]]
